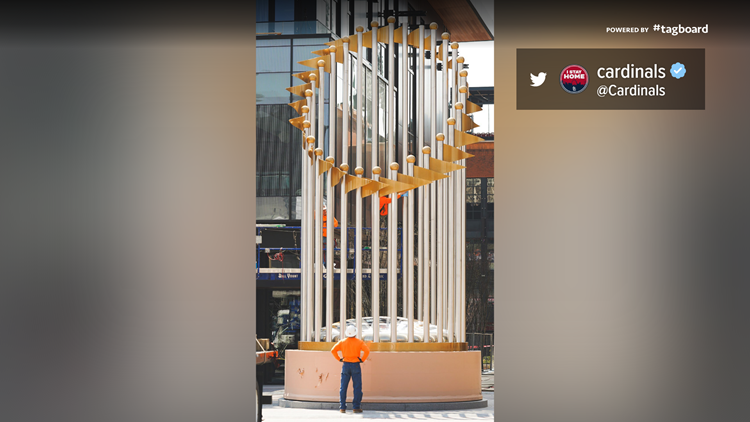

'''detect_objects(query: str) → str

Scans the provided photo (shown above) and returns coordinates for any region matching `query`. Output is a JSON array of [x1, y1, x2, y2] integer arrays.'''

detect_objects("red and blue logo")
[[560, 64, 589, 94]]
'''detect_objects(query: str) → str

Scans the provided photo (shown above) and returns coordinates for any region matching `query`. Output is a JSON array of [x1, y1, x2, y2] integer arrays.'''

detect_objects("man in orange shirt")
[[331, 325, 370, 413]]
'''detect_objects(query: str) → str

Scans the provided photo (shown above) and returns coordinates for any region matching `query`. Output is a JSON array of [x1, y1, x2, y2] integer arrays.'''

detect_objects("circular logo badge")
[[560, 64, 589, 94]]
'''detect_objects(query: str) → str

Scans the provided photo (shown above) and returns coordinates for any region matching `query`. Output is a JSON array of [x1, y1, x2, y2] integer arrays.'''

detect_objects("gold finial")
[[317, 59, 325, 67], [329, 46, 337, 53], [406, 155, 416, 164], [326, 156, 335, 163], [371, 21, 379, 27], [314, 148, 324, 156], [390, 162, 399, 171], [309, 73, 318, 81], [356, 26, 364, 32], [460, 70, 468, 77], [447, 118, 456, 125], [372, 166, 382, 175], [422, 146, 431, 154], [441, 32, 450, 40], [436, 133, 445, 142], [457, 56, 465, 63], [303, 120, 311, 128], [355, 166, 364, 175], [451, 42, 459, 49], [340, 163, 350, 172], [301, 106, 310, 114], [342, 36, 350, 43], [459, 86, 468, 93], [307, 136, 316, 144], [430, 22, 438, 30], [455, 103, 464, 110], [305, 89, 313, 96], [387, 16, 396, 24]]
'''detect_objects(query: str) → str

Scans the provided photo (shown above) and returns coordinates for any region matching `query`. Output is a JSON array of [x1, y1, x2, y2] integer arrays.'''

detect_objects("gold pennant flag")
[[443, 144, 474, 162], [378, 26, 389, 43], [424, 35, 433, 49], [394, 26, 404, 43], [362, 179, 387, 198], [308, 148, 314, 160], [298, 55, 331, 73], [362, 29, 374, 48], [287, 82, 312, 98], [311, 48, 329, 56], [289, 115, 306, 131], [465, 100, 482, 114], [454, 130, 484, 148], [413, 165, 449, 182], [437, 43, 443, 61], [429, 157, 465, 173], [397, 172, 431, 189], [407, 28, 421, 47], [344, 174, 371, 194], [330, 167, 345, 187], [318, 159, 334, 176], [378, 177, 417, 197], [292, 69, 319, 83], [288, 99, 306, 115], [462, 113, 479, 130]]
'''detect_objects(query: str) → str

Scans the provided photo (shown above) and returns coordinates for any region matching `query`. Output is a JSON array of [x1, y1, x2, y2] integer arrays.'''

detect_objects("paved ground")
[[261, 370, 494, 421]]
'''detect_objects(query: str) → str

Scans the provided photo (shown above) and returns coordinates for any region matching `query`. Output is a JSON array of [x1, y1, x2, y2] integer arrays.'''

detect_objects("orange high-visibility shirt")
[[322, 214, 338, 237], [331, 337, 370, 363]]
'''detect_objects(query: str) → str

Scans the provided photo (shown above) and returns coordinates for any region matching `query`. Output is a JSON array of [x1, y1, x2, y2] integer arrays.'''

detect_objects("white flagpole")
[[340, 37, 350, 337], [429, 23, 438, 327], [326, 48, 336, 342], [447, 117, 456, 342], [459, 66, 467, 343], [399, 17, 414, 343], [301, 107, 310, 343], [450, 43, 460, 340], [421, 145, 431, 342], [386, 16, 397, 343], [416, 24, 424, 331], [307, 80, 317, 343], [316, 59, 326, 342], [441, 32, 450, 333], [355, 25, 364, 340], [370, 20, 380, 342], [407, 153, 416, 342]]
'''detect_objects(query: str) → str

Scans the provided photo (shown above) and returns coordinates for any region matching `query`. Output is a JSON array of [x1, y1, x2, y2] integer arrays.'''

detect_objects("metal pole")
[[441, 32, 450, 332], [326, 48, 336, 342], [459, 66, 467, 343], [421, 145, 431, 342], [406, 154, 415, 342], [450, 43, 460, 340], [370, 20, 380, 342], [446, 117, 456, 342], [355, 26, 364, 339], [416, 24, 424, 329], [308, 80, 317, 343], [316, 60, 326, 342], [340, 38, 350, 336], [429, 23, 437, 327], [301, 102, 311, 342], [387, 16, 397, 343], [401, 17, 409, 323]]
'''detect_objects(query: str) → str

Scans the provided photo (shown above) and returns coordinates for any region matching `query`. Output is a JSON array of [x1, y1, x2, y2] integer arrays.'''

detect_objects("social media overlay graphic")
[[530, 72, 546, 87], [517, 49, 705, 110], [559, 65, 589, 94], [670, 62, 686, 79]]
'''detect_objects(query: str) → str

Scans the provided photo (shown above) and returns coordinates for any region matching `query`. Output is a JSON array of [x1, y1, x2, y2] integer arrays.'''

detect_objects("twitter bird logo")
[[530, 72, 546, 87]]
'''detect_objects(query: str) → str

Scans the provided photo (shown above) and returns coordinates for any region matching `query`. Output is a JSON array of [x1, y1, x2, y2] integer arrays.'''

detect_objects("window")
[[256, 73, 292, 104], [487, 177, 494, 203], [466, 178, 481, 204], [256, 46, 291, 73], [275, 0, 295, 21]]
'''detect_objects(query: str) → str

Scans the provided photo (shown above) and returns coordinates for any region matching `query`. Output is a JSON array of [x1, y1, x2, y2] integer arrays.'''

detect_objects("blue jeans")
[[339, 362, 362, 410]]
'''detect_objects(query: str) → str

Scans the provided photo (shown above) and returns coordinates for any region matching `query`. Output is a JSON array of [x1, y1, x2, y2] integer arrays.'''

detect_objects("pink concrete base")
[[284, 350, 482, 403]]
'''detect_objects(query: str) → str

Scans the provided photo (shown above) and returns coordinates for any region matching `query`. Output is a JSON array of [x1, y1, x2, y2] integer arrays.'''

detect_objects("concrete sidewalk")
[[261, 383, 494, 421]]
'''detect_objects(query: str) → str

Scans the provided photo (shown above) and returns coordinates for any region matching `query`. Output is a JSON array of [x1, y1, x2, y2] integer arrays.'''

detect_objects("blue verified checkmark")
[[670, 62, 686, 79]]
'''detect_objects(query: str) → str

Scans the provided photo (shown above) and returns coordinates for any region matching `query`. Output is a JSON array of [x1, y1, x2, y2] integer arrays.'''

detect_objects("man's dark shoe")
[[340, 409, 346, 413], [353, 409, 363, 413]]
